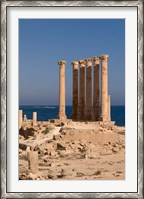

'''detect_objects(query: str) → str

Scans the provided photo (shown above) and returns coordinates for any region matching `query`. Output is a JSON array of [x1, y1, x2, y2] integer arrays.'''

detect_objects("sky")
[[19, 19, 125, 105]]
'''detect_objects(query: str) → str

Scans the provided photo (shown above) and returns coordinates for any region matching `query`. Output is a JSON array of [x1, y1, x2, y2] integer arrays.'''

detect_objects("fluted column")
[[57, 60, 67, 121], [19, 110, 23, 129], [100, 55, 109, 121], [78, 60, 85, 120], [108, 95, 111, 121], [93, 56, 100, 121], [85, 58, 92, 120], [71, 61, 79, 119]]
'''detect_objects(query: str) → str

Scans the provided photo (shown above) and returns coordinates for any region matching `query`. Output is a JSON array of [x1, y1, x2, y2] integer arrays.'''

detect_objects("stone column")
[[57, 60, 67, 121], [19, 110, 23, 129], [33, 112, 37, 126], [24, 114, 27, 122], [100, 55, 109, 121], [85, 58, 92, 120], [78, 60, 85, 120], [71, 61, 79, 119], [93, 56, 100, 121], [28, 151, 38, 174], [108, 95, 111, 121]]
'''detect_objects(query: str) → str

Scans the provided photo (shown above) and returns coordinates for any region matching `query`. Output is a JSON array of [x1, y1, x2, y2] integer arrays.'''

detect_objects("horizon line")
[[19, 104, 125, 106]]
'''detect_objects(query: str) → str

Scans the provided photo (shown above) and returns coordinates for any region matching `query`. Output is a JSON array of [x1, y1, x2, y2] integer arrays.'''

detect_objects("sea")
[[19, 105, 125, 126]]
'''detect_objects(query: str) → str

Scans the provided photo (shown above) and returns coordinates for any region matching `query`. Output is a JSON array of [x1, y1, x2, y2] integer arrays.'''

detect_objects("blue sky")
[[19, 19, 125, 105]]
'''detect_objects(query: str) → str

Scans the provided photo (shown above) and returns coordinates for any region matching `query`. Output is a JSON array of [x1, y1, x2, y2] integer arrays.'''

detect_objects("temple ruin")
[[18, 55, 125, 181], [57, 55, 111, 122], [19, 54, 111, 128]]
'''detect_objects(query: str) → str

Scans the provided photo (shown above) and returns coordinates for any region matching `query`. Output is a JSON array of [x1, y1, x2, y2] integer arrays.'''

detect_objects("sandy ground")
[[19, 120, 125, 180]]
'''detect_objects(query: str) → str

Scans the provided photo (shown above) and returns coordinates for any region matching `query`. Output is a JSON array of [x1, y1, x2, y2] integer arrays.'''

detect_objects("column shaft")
[[100, 55, 109, 121], [78, 60, 85, 120], [33, 112, 37, 126], [108, 95, 111, 121], [57, 61, 67, 121], [93, 57, 100, 121], [71, 61, 79, 119], [24, 114, 27, 122], [85, 58, 92, 120], [19, 110, 23, 129]]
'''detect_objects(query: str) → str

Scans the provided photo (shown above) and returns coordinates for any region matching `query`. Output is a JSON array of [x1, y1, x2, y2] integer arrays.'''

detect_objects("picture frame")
[[1, 0, 143, 198]]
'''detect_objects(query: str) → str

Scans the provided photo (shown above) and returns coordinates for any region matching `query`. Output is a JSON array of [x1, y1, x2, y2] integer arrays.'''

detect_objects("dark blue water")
[[19, 105, 125, 126]]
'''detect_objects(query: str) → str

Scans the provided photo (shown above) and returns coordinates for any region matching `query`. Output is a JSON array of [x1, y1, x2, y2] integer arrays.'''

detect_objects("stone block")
[[28, 151, 38, 174]]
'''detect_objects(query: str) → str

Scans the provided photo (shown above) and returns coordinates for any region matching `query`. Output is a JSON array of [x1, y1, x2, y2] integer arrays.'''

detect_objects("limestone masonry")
[[57, 61, 67, 121], [58, 54, 111, 122]]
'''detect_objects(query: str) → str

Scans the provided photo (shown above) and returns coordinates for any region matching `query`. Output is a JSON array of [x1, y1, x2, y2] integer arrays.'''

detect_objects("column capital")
[[71, 61, 79, 65], [79, 60, 85, 64], [71, 61, 79, 69], [84, 58, 92, 66], [78, 60, 85, 67], [100, 54, 109, 61], [93, 56, 100, 65], [58, 60, 66, 66]]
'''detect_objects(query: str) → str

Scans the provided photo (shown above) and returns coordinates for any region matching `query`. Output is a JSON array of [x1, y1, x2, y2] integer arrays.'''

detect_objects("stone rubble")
[[19, 120, 125, 180]]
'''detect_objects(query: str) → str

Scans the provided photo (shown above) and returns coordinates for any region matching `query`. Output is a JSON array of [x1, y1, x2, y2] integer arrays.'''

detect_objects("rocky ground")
[[19, 120, 125, 180]]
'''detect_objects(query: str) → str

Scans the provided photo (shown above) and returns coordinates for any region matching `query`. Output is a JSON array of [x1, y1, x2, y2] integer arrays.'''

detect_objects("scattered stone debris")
[[19, 120, 125, 180]]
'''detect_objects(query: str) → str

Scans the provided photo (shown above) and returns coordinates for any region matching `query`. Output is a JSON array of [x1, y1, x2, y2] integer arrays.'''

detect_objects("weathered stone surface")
[[49, 150, 58, 158], [33, 112, 37, 126], [85, 58, 92, 120], [19, 151, 26, 159], [71, 61, 79, 119], [112, 147, 119, 153], [57, 61, 67, 121], [100, 55, 109, 121], [28, 172, 38, 180], [62, 168, 76, 177], [93, 57, 100, 121], [19, 110, 23, 129], [108, 95, 111, 121], [24, 114, 27, 122], [19, 143, 27, 150], [86, 152, 100, 159], [19, 120, 125, 180], [28, 151, 38, 174], [94, 170, 101, 176], [19, 128, 34, 139], [56, 143, 66, 151], [53, 134, 61, 140], [78, 60, 85, 120]]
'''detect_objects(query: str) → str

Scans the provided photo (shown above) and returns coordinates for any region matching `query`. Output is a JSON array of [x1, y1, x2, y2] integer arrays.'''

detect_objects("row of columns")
[[57, 55, 111, 122]]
